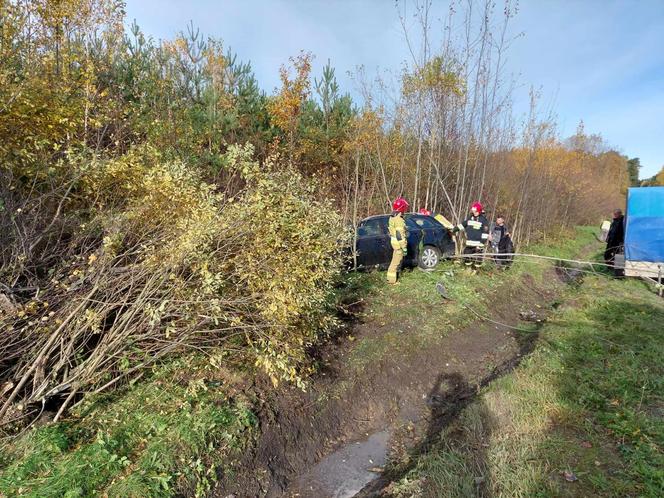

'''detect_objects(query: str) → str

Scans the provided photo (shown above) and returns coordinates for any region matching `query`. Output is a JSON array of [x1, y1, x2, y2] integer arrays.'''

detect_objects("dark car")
[[354, 214, 455, 270]]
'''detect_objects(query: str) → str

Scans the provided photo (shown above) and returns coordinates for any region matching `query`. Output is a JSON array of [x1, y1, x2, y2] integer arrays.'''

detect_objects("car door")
[[405, 216, 426, 264], [418, 215, 455, 256], [355, 217, 390, 268]]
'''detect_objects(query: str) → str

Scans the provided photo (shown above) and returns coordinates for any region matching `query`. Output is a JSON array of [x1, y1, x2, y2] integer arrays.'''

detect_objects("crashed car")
[[353, 213, 455, 270]]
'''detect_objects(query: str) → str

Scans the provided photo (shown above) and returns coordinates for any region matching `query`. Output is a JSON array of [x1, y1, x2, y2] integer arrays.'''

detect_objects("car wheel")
[[418, 245, 441, 270]]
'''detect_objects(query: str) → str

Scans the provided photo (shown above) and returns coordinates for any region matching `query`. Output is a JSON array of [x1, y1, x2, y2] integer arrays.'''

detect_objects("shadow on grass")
[[358, 289, 664, 498], [356, 322, 542, 498], [479, 297, 664, 497]]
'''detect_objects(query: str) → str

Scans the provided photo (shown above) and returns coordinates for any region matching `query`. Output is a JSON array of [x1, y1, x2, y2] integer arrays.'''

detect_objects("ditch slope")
[[213, 239, 587, 497]]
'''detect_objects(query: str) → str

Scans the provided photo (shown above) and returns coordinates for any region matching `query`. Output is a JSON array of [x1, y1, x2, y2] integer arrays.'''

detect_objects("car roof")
[[361, 213, 428, 222], [361, 214, 389, 222]]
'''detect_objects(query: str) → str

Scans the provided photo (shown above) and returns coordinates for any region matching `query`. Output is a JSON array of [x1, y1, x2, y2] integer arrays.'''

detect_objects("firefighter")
[[387, 197, 409, 284], [454, 202, 490, 271]]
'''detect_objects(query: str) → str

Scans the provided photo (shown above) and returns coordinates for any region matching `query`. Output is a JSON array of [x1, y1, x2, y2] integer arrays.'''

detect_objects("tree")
[[627, 157, 641, 186], [298, 60, 355, 175], [267, 52, 312, 166]]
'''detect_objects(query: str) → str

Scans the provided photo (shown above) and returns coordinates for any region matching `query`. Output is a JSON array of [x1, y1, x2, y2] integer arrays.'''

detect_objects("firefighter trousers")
[[387, 247, 404, 284], [463, 246, 483, 269]]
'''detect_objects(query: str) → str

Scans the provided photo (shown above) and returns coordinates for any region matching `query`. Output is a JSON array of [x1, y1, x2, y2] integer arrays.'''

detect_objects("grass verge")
[[338, 226, 597, 378], [387, 244, 664, 497], [0, 357, 255, 497]]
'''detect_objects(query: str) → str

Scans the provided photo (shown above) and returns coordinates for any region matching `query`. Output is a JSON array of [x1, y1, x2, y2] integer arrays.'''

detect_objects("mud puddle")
[[283, 324, 532, 498], [289, 430, 390, 498], [213, 272, 561, 498]]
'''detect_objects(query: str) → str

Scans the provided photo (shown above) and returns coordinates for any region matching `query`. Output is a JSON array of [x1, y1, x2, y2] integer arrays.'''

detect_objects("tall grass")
[[0, 357, 255, 497], [392, 242, 664, 497]]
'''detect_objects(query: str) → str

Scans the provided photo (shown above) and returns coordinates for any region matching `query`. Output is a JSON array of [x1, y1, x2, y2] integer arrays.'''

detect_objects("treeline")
[[639, 162, 664, 186], [2, 1, 632, 243], [622, 157, 663, 187], [0, 0, 632, 420]]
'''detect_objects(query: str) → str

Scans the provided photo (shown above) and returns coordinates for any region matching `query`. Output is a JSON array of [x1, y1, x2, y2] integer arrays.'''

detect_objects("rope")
[[459, 302, 539, 333], [446, 252, 614, 269], [436, 243, 664, 342], [447, 251, 664, 287], [435, 250, 609, 333]]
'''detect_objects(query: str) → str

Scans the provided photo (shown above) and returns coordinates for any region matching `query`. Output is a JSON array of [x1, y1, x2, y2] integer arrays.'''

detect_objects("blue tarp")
[[625, 186, 664, 263]]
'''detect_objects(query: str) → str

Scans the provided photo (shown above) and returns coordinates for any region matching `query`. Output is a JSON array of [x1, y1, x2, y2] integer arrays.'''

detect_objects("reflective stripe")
[[457, 223, 465, 231], [466, 240, 483, 247], [467, 220, 482, 229], [481, 233, 489, 239], [391, 238, 407, 250]]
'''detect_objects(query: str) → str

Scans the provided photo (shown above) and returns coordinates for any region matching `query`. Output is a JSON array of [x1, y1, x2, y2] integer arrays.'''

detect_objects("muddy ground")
[[213, 270, 564, 498]]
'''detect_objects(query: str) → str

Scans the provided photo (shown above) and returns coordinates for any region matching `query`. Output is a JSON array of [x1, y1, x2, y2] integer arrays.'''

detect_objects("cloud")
[[124, 0, 663, 177], [505, 0, 664, 175]]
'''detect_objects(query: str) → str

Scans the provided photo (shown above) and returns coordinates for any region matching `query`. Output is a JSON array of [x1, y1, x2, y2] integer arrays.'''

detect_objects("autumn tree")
[[641, 165, 664, 186], [267, 52, 312, 166]]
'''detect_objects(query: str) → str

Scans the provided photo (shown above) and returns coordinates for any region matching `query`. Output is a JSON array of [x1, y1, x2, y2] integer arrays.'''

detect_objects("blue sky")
[[124, 0, 664, 178]]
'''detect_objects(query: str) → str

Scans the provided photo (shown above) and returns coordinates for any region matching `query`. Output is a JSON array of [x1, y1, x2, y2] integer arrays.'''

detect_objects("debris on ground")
[[519, 309, 545, 322], [563, 470, 578, 482], [436, 282, 451, 299]]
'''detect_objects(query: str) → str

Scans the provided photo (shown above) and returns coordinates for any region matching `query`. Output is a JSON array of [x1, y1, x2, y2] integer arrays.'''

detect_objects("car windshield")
[[358, 218, 386, 236], [407, 216, 438, 229]]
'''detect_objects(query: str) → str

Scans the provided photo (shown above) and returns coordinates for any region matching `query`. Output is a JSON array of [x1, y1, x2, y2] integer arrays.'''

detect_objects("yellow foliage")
[[656, 168, 664, 186], [223, 144, 350, 384], [643, 166, 664, 186], [346, 109, 384, 152], [72, 143, 347, 386], [402, 56, 465, 97], [267, 52, 313, 164], [0, 0, 123, 174]]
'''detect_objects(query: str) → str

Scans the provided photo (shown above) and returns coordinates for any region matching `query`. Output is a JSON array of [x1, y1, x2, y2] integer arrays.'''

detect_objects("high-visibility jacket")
[[456, 214, 490, 248], [388, 213, 408, 251]]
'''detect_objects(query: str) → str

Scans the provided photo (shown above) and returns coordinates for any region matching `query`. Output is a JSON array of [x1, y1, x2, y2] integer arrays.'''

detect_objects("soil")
[[212, 271, 562, 498]]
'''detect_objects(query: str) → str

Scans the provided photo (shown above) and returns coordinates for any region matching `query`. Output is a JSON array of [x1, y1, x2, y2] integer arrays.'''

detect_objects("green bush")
[[224, 144, 350, 386], [1, 143, 348, 422]]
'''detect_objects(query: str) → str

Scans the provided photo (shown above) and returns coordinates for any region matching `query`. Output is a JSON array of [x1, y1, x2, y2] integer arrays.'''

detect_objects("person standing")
[[387, 197, 409, 284], [454, 202, 490, 271], [490, 215, 513, 267], [604, 209, 625, 266]]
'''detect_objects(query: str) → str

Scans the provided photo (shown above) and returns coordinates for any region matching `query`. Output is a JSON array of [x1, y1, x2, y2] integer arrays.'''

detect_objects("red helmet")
[[471, 202, 483, 213], [392, 197, 410, 214], [419, 208, 432, 216]]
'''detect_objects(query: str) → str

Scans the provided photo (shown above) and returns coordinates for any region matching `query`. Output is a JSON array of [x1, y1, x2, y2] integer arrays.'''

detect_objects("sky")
[[124, 0, 664, 178]]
